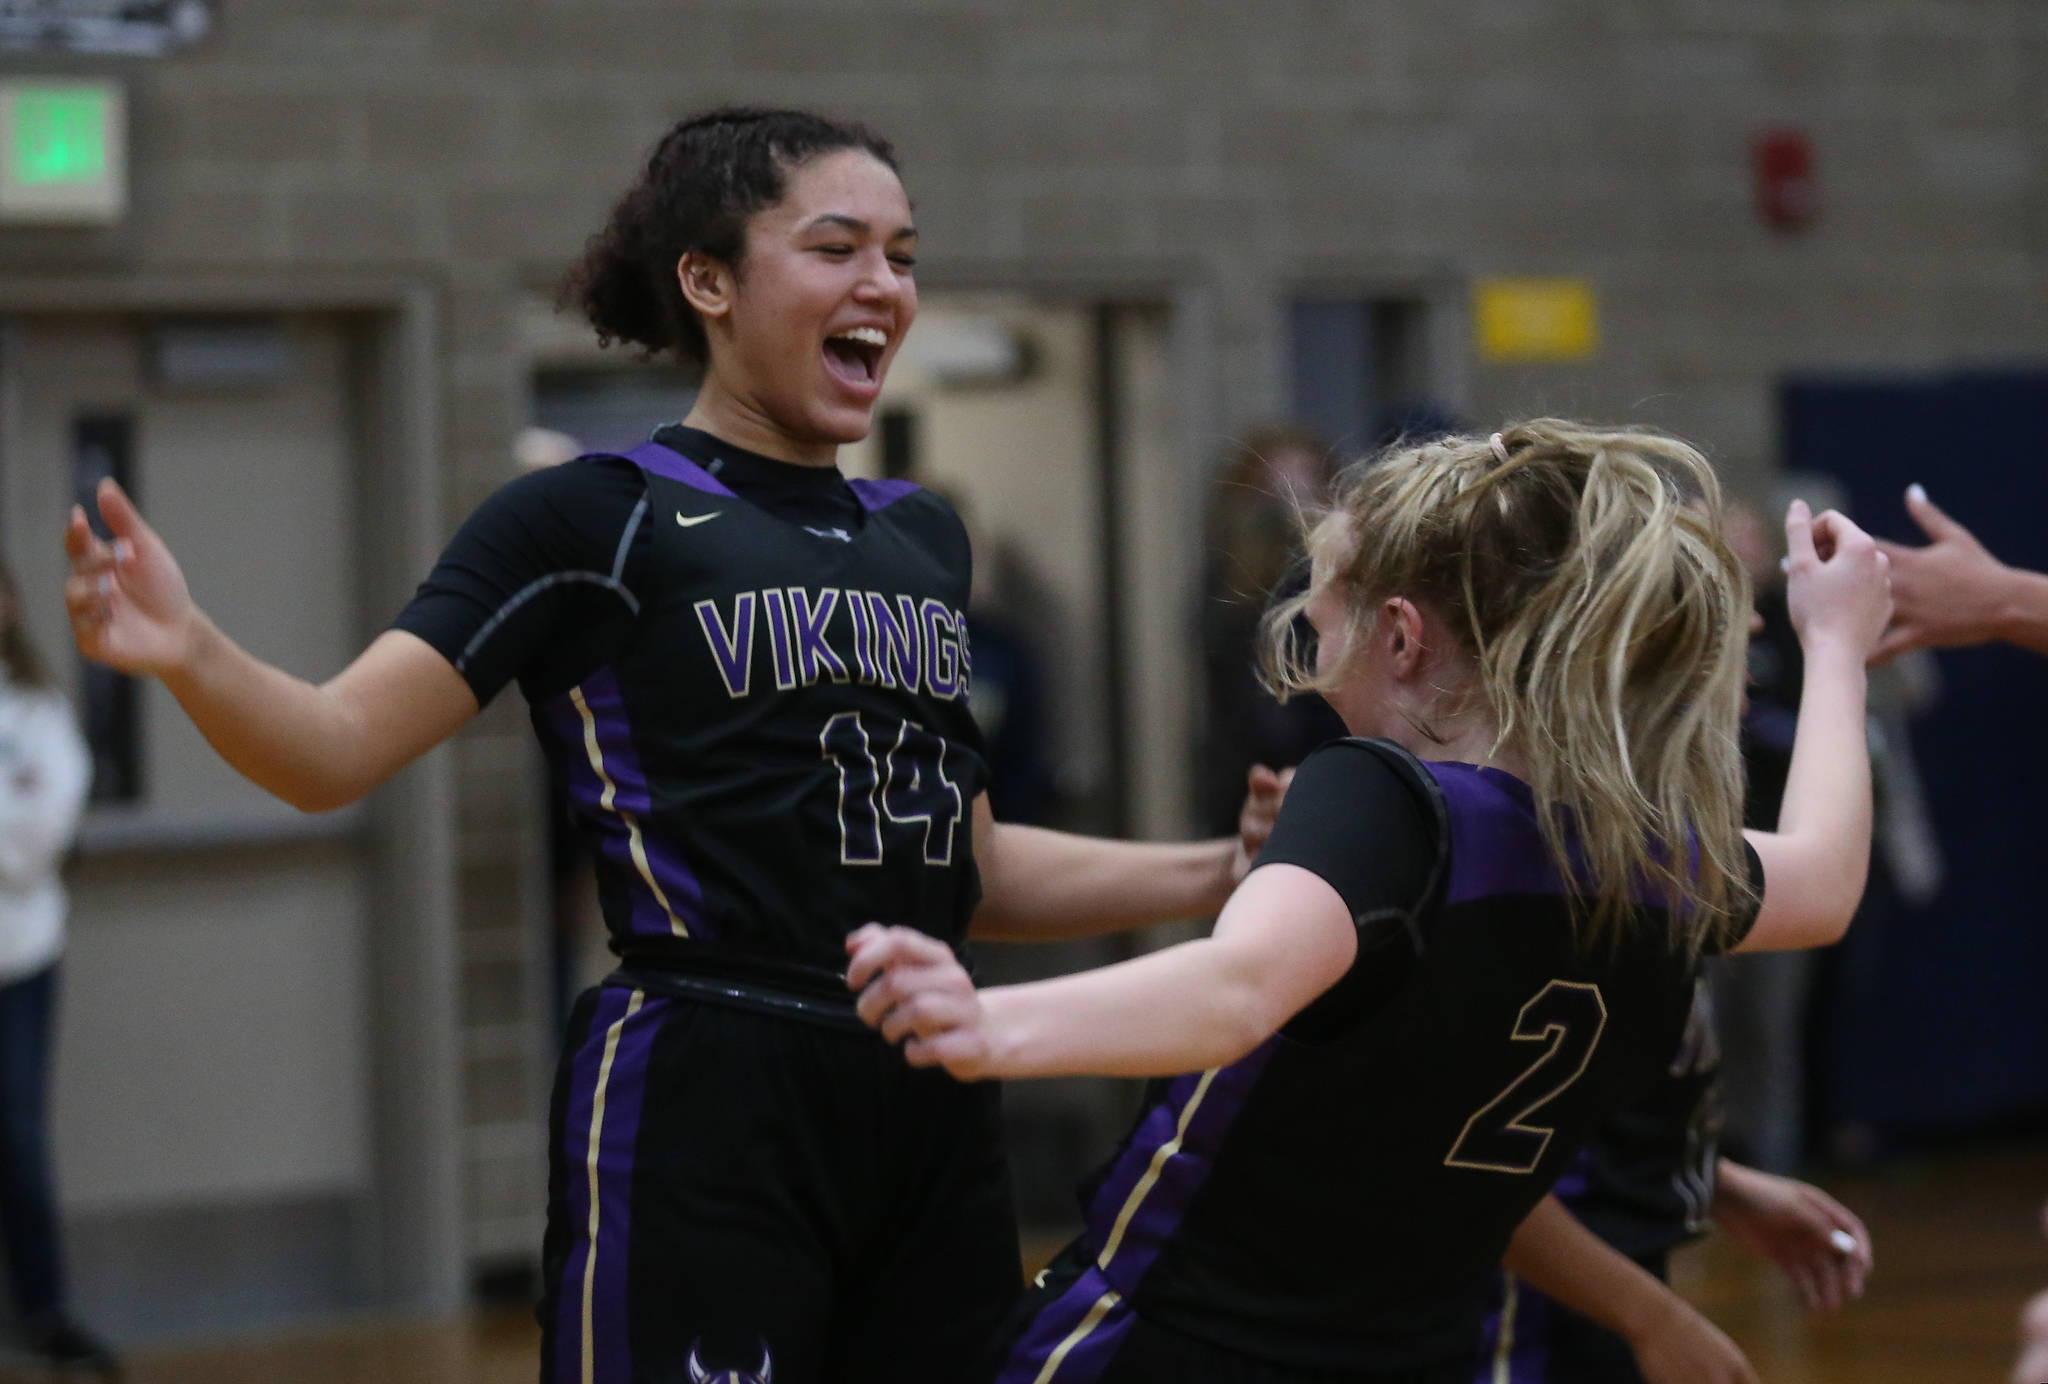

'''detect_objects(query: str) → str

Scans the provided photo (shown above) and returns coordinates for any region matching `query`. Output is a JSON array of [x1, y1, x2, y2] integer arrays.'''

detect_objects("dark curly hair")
[[563, 107, 900, 368]]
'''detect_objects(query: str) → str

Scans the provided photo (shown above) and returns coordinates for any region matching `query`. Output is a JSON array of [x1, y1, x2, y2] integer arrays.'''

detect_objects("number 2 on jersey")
[[1443, 980, 1608, 1175], [821, 711, 964, 867]]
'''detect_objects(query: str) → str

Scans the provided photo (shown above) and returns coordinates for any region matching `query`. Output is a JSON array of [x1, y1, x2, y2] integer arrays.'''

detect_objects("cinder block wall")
[[4, 0, 2041, 1280], [10, 3, 2035, 472]]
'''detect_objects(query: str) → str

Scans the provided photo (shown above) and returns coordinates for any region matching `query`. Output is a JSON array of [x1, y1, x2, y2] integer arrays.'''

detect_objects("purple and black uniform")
[[996, 739, 1760, 1384], [1471, 978, 1725, 1384], [1476, 603, 1788, 1384], [394, 425, 1018, 1384]]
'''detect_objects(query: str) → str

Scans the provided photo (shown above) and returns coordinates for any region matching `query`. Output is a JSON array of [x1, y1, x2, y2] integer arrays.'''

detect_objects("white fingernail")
[[1828, 1229, 1857, 1256], [1779, 556, 1791, 573], [1907, 483, 1927, 505], [97, 574, 112, 599], [113, 539, 134, 563]]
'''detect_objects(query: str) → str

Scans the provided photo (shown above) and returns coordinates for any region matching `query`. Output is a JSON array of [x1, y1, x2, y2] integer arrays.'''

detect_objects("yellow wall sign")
[[1474, 278, 1599, 362]]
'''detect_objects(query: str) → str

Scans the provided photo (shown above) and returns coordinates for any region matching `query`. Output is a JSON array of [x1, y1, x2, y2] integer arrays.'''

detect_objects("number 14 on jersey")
[[821, 711, 965, 867]]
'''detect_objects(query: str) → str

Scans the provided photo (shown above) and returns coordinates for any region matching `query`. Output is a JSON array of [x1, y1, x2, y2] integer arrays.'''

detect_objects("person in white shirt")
[[0, 560, 114, 1377]]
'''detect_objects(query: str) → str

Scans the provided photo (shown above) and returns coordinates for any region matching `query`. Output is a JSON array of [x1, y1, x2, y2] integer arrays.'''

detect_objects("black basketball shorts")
[[539, 981, 1023, 1384]]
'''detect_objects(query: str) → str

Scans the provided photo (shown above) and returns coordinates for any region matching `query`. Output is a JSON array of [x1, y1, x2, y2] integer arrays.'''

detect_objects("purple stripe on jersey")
[[541, 673, 708, 939], [576, 669, 708, 934], [623, 439, 739, 498], [553, 989, 666, 1384], [539, 693, 650, 934], [1426, 760, 1690, 911], [849, 476, 920, 512], [1550, 1145, 1593, 1204], [1081, 1039, 1282, 1297], [994, 1261, 1137, 1384], [1426, 762, 1567, 906], [1471, 1277, 1503, 1384], [1472, 1272, 1555, 1384], [552, 1007, 605, 1383]]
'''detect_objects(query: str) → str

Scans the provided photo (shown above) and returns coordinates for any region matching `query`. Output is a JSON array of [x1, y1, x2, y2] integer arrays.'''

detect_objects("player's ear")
[[1384, 597, 1426, 676], [677, 252, 735, 321]]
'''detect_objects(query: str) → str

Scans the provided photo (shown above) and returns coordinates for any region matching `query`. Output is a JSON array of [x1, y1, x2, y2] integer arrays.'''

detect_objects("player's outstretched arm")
[[1739, 502, 1890, 953], [1711, 1160, 1871, 1313], [65, 479, 477, 812], [1503, 1195, 1759, 1384], [967, 765, 1291, 942], [1873, 484, 2048, 664], [851, 860, 1354, 1080]]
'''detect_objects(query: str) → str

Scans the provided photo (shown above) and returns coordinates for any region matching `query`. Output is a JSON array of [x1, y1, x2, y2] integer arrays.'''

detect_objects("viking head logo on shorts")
[[686, 1340, 772, 1384]]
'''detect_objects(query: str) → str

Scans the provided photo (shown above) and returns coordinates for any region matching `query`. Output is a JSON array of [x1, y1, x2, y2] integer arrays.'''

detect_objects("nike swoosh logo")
[[675, 511, 721, 528]]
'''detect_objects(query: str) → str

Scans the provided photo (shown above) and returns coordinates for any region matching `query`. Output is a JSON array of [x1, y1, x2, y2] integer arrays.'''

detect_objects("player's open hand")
[[846, 924, 993, 1080], [63, 478, 198, 676], [1713, 1162, 1872, 1313], [1229, 764, 1295, 884], [1873, 483, 2016, 664], [1783, 499, 1892, 663]]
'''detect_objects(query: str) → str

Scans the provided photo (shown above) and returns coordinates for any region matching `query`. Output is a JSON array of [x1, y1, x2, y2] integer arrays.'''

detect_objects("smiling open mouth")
[[823, 328, 886, 387]]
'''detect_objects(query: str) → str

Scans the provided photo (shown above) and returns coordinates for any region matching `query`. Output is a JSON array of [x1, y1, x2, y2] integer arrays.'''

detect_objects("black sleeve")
[[1703, 840, 1769, 955], [1252, 739, 1442, 1040], [390, 455, 648, 706], [1255, 739, 1439, 925]]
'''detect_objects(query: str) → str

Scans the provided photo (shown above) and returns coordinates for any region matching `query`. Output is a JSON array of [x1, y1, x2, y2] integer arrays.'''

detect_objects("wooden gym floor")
[[82, 1145, 2048, 1384]]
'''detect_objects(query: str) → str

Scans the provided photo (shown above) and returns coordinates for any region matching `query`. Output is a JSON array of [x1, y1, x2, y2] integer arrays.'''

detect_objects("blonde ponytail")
[[1262, 420, 1755, 950]]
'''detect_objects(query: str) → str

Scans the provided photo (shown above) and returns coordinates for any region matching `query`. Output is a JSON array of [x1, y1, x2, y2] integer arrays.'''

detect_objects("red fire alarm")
[[1754, 127, 1816, 230]]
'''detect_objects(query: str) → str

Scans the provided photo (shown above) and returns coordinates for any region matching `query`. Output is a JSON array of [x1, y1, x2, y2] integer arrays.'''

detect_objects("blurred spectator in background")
[[1197, 424, 1345, 835], [1720, 484, 1942, 1171], [1717, 494, 1814, 1172], [0, 560, 115, 1378], [919, 484, 1054, 827], [1375, 399, 1465, 454], [962, 604, 1053, 827]]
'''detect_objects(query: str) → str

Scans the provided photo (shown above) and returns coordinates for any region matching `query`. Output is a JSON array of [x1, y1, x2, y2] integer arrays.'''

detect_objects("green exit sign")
[[17, 89, 109, 184], [0, 80, 126, 223]]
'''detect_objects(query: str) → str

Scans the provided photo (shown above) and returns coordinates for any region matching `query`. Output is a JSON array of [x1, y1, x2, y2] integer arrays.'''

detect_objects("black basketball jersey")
[[397, 434, 988, 981], [1064, 741, 1740, 1373], [1551, 975, 1725, 1261]]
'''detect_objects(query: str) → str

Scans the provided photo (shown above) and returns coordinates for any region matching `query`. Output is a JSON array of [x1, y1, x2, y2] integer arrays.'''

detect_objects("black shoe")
[[24, 1316, 120, 1379]]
